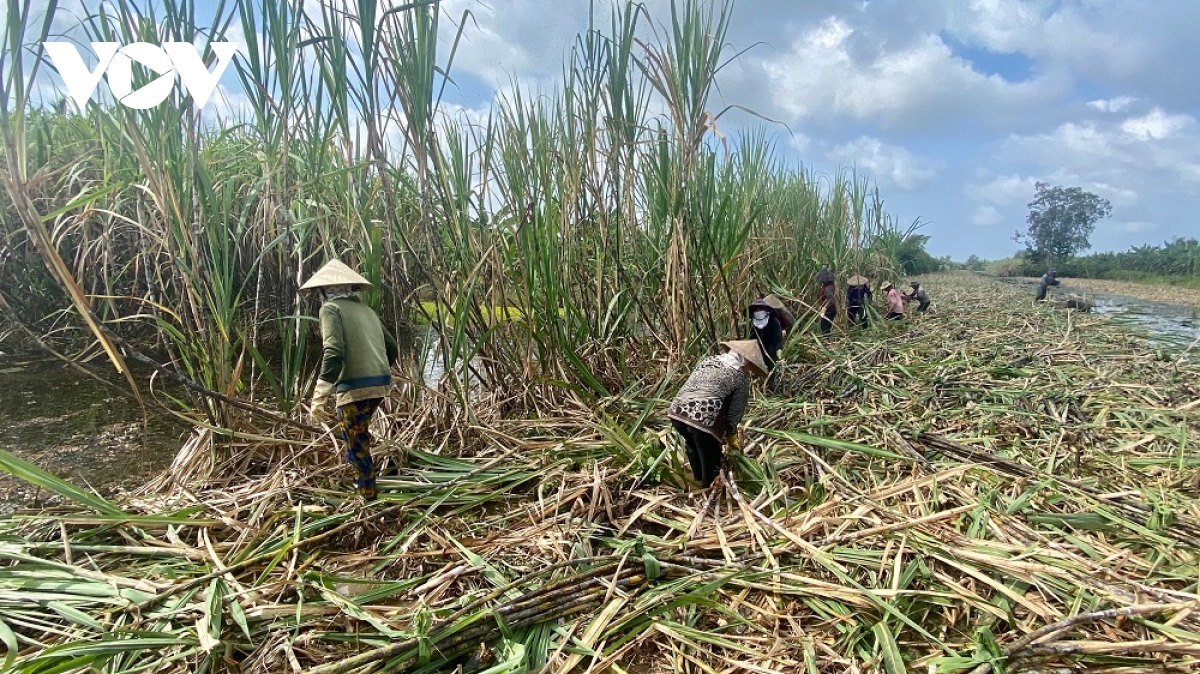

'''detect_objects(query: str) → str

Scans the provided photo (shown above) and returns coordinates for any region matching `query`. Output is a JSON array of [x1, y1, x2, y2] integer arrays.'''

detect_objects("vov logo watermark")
[[43, 42, 239, 110]]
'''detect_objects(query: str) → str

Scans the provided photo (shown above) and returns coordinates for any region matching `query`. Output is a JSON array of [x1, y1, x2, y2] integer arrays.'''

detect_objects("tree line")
[[951, 182, 1198, 287]]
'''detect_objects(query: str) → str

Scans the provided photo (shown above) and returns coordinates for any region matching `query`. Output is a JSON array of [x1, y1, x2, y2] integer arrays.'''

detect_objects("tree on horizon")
[[1015, 182, 1113, 266]]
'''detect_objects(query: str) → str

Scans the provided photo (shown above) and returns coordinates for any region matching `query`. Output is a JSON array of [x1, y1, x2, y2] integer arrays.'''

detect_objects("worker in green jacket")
[[301, 260, 398, 499]]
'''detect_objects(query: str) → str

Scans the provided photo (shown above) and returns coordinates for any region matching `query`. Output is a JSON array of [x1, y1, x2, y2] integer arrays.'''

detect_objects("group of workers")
[[668, 269, 932, 488], [833, 269, 931, 329], [298, 258, 942, 497]]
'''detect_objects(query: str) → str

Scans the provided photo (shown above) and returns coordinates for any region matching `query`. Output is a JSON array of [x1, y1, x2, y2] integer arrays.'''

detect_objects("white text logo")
[[43, 42, 239, 110]]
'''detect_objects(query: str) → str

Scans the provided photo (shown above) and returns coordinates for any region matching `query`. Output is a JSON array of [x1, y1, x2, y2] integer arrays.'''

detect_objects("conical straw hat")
[[720, 339, 769, 377], [300, 260, 372, 291], [748, 295, 782, 312], [814, 267, 835, 284], [848, 275, 868, 286], [760, 294, 786, 311]]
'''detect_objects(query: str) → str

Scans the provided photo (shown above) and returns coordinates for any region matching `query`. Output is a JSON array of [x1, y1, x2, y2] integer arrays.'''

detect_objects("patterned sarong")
[[336, 398, 382, 498]]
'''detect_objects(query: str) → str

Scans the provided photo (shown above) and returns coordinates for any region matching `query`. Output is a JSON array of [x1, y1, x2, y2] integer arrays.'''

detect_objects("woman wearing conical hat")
[[747, 294, 795, 371], [846, 275, 872, 328], [301, 260, 398, 500], [667, 340, 768, 488], [882, 281, 905, 321]]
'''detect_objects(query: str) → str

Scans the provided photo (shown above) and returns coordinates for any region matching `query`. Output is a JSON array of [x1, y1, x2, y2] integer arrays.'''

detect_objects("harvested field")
[[1, 273, 1198, 673]]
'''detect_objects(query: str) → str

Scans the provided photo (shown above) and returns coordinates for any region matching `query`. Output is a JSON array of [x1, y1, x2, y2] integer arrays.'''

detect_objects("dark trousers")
[[672, 419, 723, 487], [1036, 284, 1049, 301], [848, 305, 867, 327], [886, 311, 903, 321], [916, 300, 930, 313], [819, 307, 837, 334], [336, 398, 382, 498]]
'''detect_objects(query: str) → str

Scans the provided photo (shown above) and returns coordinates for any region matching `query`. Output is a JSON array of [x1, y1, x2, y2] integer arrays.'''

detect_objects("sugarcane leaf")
[[0, 618, 17, 671], [319, 587, 403, 637], [449, 534, 509, 588], [755, 428, 910, 462], [872, 620, 906, 674], [46, 601, 101, 630], [0, 450, 123, 516], [227, 596, 252, 640]]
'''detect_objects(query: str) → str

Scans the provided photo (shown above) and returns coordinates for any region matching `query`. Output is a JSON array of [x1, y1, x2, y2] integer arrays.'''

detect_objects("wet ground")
[[1052, 280, 1200, 349], [0, 358, 186, 513]]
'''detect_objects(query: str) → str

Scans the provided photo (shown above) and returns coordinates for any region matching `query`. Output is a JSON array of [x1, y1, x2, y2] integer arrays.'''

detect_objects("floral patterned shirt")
[[668, 356, 750, 440]]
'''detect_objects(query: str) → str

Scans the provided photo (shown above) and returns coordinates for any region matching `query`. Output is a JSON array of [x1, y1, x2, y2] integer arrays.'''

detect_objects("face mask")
[[320, 285, 357, 302], [751, 309, 770, 329]]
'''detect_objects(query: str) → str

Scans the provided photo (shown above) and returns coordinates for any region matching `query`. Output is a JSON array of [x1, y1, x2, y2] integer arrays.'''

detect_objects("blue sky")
[[28, 0, 1200, 260]]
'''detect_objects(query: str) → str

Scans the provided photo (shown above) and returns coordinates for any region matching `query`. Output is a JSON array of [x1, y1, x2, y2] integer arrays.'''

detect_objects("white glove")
[[310, 380, 335, 423]]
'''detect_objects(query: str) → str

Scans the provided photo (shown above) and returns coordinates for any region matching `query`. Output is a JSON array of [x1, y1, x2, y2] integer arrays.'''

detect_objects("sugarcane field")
[[3, 1, 1200, 673]]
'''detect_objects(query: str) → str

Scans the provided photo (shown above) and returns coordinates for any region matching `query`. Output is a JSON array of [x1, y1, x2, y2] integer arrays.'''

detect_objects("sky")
[[423, 0, 1200, 260], [23, 0, 1200, 260]]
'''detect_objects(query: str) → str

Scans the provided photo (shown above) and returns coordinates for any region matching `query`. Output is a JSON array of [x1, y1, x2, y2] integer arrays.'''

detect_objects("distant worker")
[[846, 275, 872, 327], [668, 340, 768, 488], [302, 260, 399, 500], [1036, 269, 1060, 301], [814, 267, 837, 335], [748, 294, 795, 370], [904, 281, 930, 313], [883, 282, 905, 320]]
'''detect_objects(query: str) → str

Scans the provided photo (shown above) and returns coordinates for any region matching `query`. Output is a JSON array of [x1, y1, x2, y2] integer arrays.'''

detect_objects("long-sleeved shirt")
[[668, 356, 750, 441], [905, 287, 929, 303], [748, 295, 793, 369], [818, 282, 837, 311], [847, 284, 872, 308], [886, 288, 904, 314], [319, 297, 399, 405], [1036, 274, 1060, 300], [750, 319, 784, 369]]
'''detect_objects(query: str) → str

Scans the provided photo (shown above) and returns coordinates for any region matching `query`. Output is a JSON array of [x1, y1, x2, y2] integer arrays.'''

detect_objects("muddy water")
[[1054, 282, 1200, 349], [0, 359, 186, 513]]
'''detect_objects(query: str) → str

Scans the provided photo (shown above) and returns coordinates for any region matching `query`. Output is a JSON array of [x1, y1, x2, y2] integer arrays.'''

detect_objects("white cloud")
[[965, 173, 1036, 205], [1072, 180, 1139, 208], [440, 0, 592, 89], [970, 205, 1004, 226], [945, 1, 1147, 80], [439, 100, 493, 129], [787, 132, 812, 154], [759, 15, 1064, 133], [1120, 107, 1192, 140], [1005, 115, 1200, 193], [964, 172, 1138, 215], [826, 137, 937, 190], [1087, 96, 1137, 113]]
